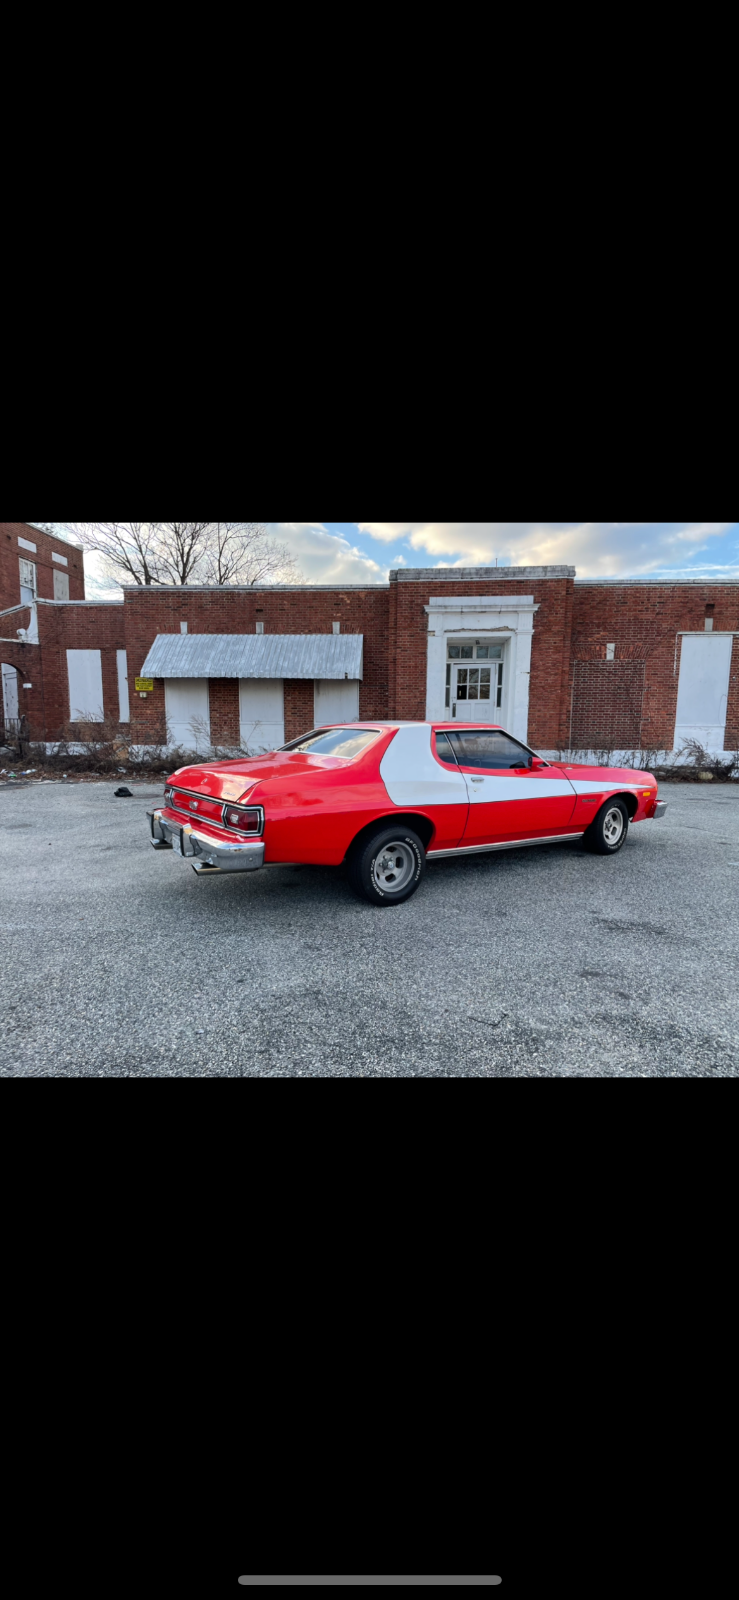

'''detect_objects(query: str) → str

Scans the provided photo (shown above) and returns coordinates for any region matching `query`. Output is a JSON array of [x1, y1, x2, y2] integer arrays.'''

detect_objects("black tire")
[[584, 798, 630, 855], [347, 824, 426, 906]]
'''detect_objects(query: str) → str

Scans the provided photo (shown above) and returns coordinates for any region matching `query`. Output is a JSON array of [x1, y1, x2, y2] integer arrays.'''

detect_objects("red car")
[[147, 722, 667, 907]]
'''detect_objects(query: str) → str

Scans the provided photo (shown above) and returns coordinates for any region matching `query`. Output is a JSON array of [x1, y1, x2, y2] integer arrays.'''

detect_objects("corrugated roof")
[[140, 633, 364, 681]]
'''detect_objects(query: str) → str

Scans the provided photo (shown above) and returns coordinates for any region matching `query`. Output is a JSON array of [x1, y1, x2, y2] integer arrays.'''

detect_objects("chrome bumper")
[[653, 801, 668, 820], [147, 810, 265, 874]]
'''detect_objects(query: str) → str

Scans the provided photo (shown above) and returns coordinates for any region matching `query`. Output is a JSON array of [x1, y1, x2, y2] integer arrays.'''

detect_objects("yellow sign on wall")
[[135, 678, 154, 692]]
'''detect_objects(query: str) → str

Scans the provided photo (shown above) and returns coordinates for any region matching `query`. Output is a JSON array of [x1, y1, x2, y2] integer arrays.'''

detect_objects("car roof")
[[317, 721, 506, 731]]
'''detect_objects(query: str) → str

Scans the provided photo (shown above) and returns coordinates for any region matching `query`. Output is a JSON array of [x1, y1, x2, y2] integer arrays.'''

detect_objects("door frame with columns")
[[424, 596, 539, 744]]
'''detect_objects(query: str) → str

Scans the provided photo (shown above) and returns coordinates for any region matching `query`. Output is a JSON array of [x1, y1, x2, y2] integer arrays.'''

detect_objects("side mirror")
[[530, 756, 547, 770]]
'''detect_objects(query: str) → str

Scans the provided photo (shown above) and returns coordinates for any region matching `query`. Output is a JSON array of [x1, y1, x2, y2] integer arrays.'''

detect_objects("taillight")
[[222, 806, 262, 834], [164, 788, 174, 803]]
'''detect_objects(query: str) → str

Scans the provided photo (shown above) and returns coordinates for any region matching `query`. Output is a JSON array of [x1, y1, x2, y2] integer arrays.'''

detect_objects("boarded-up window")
[[117, 651, 130, 723], [54, 570, 70, 602], [314, 680, 360, 725], [67, 650, 104, 723], [674, 635, 732, 749], [570, 661, 645, 749], [165, 680, 210, 752], [239, 680, 285, 753]]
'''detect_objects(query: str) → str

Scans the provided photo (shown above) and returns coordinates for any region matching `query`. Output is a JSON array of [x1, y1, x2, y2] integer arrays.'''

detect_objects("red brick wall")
[[571, 584, 739, 750], [0, 522, 85, 612], [209, 680, 240, 748], [284, 680, 315, 742], [0, 606, 40, 737], [35, 603, 126, 737], [570, 661, 646, 748]]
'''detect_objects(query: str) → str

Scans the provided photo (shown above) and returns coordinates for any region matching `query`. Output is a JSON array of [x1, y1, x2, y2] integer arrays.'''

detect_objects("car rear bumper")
[[147, 809, 265, 873]]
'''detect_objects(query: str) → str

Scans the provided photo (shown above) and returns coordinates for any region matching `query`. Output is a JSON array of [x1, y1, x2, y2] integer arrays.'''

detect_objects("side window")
[[434, 731, 459, 766], [449, 730, 531, 770]]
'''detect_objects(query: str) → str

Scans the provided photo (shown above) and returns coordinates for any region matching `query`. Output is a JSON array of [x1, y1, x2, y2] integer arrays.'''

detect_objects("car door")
[[446, 729, 578, 844]]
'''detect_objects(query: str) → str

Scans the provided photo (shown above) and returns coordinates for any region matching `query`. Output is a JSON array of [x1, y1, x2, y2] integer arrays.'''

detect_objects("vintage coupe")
[[147, 722, 667, 906]]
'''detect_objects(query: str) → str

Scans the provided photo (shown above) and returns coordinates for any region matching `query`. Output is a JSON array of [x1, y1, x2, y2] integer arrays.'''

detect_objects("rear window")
[[285, 728, 382, 759]]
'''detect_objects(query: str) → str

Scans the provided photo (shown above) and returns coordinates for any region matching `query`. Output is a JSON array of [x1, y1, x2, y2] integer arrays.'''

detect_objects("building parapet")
[[391, 565, 575, 581], [575, 577, 739, 586]]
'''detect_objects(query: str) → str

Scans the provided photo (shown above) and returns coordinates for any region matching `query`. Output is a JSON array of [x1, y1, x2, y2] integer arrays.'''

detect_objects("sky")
[[35, 521, 739, 597]]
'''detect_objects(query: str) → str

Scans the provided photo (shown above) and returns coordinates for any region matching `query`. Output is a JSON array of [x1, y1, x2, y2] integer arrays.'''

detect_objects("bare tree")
[[200, 523, 302, 586], [64, 521, 303, 588], [65, 522, 166, 586], [149, 522, 214, 585]]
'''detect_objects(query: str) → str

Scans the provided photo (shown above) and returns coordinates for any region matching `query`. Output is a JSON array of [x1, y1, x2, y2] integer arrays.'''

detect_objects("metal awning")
[[140, 633, 363, 681]]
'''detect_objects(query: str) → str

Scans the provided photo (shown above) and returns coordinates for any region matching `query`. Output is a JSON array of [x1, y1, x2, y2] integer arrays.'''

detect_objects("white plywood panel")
[[117, 651, 130, 723], [239, 679, 285, 754], [165, 679, 210, 752], [53, 570, 70, 601], [314, 679, 360, 725], [67, 649, 104, 722], [675, 635, 733, 750]]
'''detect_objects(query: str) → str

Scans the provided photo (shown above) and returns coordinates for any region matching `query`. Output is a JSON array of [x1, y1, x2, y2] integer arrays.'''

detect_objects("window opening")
[[447, 729, 534, 769], [19, 558, 37, 594], [435, 731, 459, 766], [284, 728, 381, 759]]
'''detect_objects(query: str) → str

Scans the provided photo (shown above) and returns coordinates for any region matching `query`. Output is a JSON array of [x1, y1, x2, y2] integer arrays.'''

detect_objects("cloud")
[[266, 522, 387, 584], [357, 521, 736, 575]]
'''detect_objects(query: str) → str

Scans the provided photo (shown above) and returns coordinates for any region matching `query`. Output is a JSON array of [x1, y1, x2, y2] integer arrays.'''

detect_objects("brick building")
[[2, 523, 738, 757]]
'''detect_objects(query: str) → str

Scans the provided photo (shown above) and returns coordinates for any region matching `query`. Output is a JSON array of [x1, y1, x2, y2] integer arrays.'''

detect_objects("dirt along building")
[[2, 523, 738, 760]]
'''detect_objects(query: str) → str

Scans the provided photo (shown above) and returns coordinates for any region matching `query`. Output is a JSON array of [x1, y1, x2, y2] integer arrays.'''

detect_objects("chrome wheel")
[[372, 840, 416, 894], [603, 806, 625, 846]]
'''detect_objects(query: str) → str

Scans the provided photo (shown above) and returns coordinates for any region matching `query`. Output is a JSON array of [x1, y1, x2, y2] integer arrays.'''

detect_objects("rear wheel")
[[347, 825, 426, 906], [584, 798, 629, 855]]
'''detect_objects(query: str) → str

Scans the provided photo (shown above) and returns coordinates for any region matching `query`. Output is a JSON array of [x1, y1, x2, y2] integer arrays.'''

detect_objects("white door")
[[67, 649, 104, 722], [447, 645, 503, 723], [239, 679, 285, 754], [314, 679, 360, 725], [165, 679, 211, 753], [2, 664, 19, 724], [675, 635, 733, 751]]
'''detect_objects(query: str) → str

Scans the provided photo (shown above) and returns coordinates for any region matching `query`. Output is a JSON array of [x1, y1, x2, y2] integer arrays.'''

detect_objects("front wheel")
[[347, 825, 426, 906], [584, 798, 630, 855]]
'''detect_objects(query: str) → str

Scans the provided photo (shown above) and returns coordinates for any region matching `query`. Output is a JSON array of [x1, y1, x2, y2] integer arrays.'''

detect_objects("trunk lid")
[[168, 750, 356, 802]]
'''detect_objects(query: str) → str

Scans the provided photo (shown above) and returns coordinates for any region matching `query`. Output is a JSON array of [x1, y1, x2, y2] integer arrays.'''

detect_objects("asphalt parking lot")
[[1, 780, 738, 1077]]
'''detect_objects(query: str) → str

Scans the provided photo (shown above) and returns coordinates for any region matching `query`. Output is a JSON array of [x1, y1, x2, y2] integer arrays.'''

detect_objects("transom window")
[[447, 643, 503, 661]]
